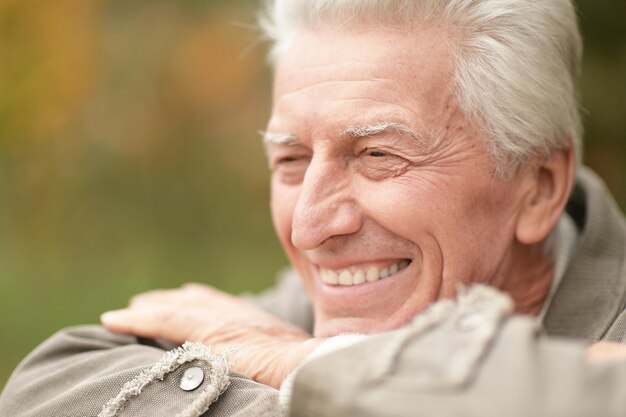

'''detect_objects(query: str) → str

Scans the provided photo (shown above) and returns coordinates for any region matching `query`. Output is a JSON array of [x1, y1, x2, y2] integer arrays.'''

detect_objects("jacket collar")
[[543, 167, 626, 341]]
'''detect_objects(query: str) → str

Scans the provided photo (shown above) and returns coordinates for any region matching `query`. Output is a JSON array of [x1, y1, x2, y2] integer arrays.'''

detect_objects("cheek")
[[355, 172, 516, 245], [355, 175, 451, 237], [354, 176, 515, 288]]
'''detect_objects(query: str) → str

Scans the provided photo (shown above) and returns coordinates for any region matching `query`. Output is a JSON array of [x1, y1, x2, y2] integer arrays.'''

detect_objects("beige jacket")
[[1, 167, 626, 417]]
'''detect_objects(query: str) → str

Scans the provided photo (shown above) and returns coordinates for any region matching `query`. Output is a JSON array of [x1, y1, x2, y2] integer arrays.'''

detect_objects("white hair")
[[259, 0, 583, 176]]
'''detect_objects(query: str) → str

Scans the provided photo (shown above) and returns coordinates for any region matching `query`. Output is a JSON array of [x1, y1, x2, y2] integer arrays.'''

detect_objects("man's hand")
[[586, 342, 626, 364], [101, 283, 322, 388]]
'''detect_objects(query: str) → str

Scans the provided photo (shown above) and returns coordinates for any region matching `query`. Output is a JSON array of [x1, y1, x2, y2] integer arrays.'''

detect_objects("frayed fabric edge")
[[98, 342, 233, 417], [406, 284, 515, 390], [366, 284, 514, 386]]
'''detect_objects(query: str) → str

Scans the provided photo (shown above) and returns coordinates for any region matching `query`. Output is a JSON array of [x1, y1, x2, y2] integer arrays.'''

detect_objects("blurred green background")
[[0, 0, 625, 387]]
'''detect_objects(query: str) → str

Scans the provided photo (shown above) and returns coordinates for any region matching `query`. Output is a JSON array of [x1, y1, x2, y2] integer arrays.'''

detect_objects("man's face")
[[265, 26, 529, 337]]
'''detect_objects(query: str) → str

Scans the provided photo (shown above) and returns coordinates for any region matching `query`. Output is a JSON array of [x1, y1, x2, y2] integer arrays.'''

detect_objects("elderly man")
[[2, 0, 626, 416]]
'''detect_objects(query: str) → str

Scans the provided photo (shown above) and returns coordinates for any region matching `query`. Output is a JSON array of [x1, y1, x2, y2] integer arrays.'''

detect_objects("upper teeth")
[[320, 260, 410, 286]]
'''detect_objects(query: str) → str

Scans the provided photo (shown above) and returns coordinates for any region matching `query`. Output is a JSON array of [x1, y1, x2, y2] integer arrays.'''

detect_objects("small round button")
[[180, 366, 204, 391]]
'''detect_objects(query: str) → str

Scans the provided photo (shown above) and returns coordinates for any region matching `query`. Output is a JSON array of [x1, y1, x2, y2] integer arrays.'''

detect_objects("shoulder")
[[289, 286, 614, 417]]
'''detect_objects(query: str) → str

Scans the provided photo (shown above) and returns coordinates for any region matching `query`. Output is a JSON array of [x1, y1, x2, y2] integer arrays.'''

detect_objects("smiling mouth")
[[319, 259, 411, 286]]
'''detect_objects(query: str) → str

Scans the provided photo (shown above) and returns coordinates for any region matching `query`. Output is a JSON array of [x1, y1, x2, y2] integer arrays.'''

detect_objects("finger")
[[129, 289, 178, 307], [586, 342, 626, 364], [181, 282, 222, 296], [129, 288, 204, 308], [100, 309, 133, 333], [180, 284, 246, 309], [128, 284, 232, 311], [100, 306, 189, 343]]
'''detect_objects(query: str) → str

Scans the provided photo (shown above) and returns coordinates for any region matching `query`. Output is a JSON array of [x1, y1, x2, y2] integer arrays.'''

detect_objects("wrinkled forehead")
[[272, 25, 454, 96], [267, 25, 459, 143]]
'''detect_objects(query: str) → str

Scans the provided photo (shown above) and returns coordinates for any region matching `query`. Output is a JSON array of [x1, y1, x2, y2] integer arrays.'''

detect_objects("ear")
[[515, 145, 576, 245]]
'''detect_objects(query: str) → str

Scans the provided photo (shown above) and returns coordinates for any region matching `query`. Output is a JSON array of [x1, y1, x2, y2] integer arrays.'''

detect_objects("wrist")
[[267, 338, 324, 389]]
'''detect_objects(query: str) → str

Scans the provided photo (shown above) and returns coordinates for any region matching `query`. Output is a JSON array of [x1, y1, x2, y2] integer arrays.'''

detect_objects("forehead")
[[268, 25, 456, 139]]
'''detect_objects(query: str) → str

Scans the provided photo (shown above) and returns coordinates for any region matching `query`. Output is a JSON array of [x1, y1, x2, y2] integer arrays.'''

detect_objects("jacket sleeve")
[[0, 325, 283, 417], [289, 286, 626, 417]]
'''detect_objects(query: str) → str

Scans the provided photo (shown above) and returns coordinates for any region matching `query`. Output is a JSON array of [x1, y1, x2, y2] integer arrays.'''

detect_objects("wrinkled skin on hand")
[[101, 283, 322, 389], [100, 283, 626, 389]]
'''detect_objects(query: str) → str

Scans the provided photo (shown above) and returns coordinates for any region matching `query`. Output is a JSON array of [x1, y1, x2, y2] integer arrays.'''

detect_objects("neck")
[[497, 240, 555, 316]]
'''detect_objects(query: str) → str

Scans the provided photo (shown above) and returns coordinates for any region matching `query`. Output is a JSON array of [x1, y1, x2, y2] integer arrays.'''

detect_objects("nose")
[[291, 156, 362, 250]]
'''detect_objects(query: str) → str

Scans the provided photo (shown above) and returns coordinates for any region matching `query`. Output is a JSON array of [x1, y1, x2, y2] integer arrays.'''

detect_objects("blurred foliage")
[[0, 0, 625, 387]]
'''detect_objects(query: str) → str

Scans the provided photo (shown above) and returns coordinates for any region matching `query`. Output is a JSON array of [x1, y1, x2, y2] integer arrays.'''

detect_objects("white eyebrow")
[[342, 121, 425, 147], [260, 122, 424, 147], [259, 130, 300, 146]]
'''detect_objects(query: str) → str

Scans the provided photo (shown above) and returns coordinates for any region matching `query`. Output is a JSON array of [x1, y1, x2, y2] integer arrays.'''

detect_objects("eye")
[[270, 153, 311, 185], [356, 148, 410, 180], [361, 148, 393, 159], [278, 155, 304, 164], [268, 151, 309, 168]]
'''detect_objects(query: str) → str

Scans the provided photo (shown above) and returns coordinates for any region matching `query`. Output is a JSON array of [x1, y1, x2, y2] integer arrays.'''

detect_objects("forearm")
[[0, 325, 283, 417]]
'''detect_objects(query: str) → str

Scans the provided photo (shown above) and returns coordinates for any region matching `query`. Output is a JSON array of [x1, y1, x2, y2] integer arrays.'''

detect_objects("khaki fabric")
[[292, 301, 626, 417], [0, 327, 283, 417], [1, 166, 625, 417], [544, 168, 626, 341]]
